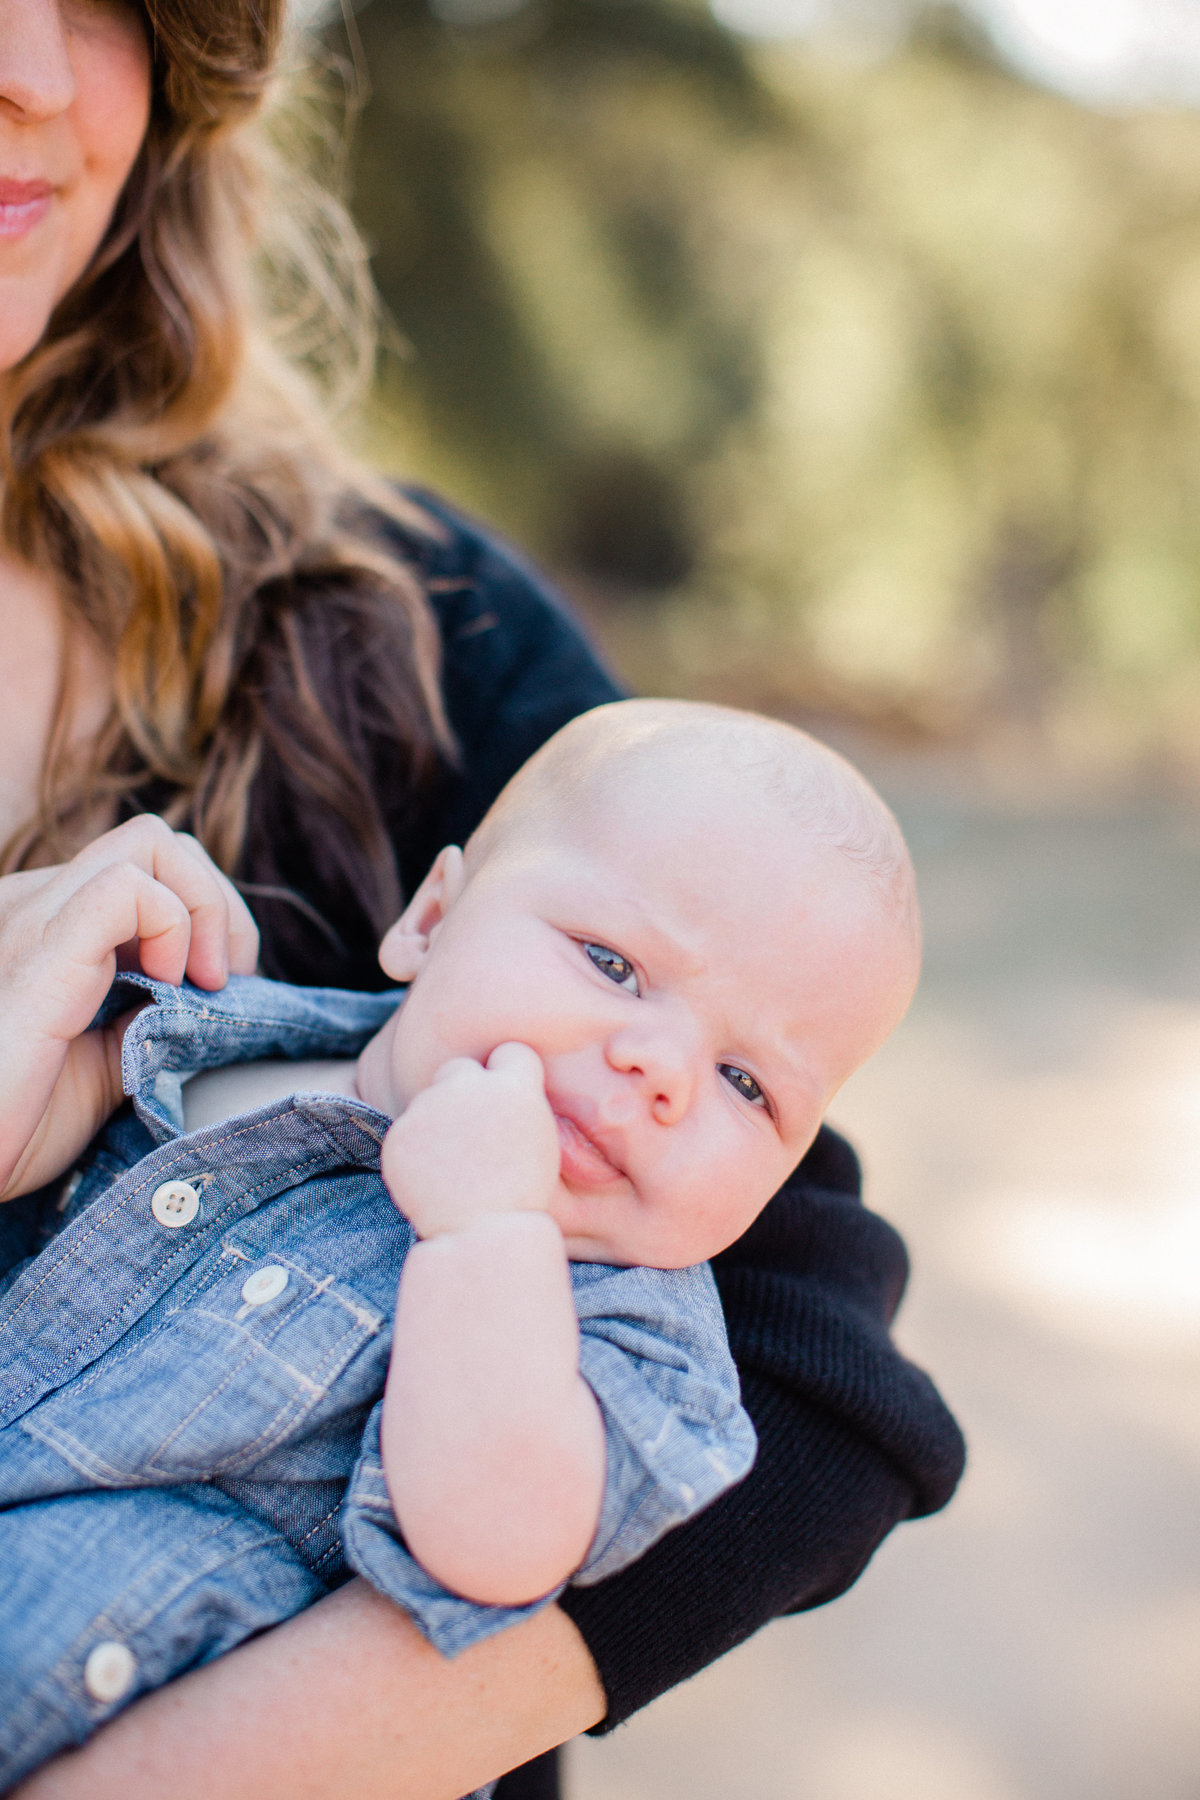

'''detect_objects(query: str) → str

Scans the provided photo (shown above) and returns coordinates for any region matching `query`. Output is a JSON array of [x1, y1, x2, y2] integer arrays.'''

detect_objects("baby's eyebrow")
[[565, 880, 710, 980], [624, 913, 708, 979]]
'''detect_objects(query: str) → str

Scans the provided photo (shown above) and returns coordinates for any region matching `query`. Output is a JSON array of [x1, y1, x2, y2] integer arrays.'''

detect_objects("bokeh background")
[[322, 1, 1200, 1793]]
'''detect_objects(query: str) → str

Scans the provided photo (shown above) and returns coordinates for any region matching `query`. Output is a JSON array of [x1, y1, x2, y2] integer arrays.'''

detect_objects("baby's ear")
[[376, 927, 426, 983], [378, 846, 465, 981]]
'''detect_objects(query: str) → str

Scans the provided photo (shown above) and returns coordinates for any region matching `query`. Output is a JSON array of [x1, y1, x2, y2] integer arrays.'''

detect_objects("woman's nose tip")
[[0, 2, 77, 120]]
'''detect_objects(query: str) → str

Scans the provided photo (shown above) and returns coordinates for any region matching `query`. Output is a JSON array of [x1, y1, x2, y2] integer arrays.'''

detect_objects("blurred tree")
[[347, 0, 774, 579], [335, 0, 1200, 771]]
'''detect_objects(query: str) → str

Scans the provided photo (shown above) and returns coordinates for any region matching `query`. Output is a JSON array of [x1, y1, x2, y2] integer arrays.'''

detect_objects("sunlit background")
[[323, 1, 1200, 1793]]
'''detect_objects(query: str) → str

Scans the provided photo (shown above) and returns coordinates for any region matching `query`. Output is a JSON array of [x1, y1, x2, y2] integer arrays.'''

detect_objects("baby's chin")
[[561, 1234, 716, 1269], [554, 1204, 714, 1270], [559, 1235, 635, 1265], [553, 1196, 640, 1267]]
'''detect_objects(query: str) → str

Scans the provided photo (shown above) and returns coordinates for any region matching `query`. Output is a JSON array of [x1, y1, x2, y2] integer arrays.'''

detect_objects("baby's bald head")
[[468, 699, 919, 974]]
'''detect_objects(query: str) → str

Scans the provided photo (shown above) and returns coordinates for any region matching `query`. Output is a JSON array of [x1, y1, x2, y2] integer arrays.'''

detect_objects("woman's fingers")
[[0, 817, 260, 1016], [0, 867, 192, 1195], [0, 820, 257, 1202], [0, 1007, 144, 1202], [63, 817, 258, 989], [42, 863, 194, 998], [173, 834, 260, 981], [79, 819, 234, 989]]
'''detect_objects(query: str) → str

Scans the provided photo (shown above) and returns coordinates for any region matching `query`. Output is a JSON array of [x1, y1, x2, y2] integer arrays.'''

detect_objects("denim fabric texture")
[[0, 974, 755, 1787]]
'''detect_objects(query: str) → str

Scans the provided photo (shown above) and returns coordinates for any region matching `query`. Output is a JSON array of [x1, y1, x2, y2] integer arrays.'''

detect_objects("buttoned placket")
[[0, 976, 398, 1435]]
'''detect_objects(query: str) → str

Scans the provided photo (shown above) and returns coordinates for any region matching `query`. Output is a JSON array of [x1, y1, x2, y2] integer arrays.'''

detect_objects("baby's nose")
[[607, 1019, 696, 1122]]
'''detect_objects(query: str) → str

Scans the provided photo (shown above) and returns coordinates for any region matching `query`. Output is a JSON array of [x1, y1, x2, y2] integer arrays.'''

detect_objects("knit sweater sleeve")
[[385, 493, 967, 1728], [559, 1126, 966, 1728]]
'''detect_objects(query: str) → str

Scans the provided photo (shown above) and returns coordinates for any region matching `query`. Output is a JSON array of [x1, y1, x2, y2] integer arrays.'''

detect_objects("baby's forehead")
[[473, 700, 917, 947], [565, 741, 902, 893], [523, 775, 899, 963]]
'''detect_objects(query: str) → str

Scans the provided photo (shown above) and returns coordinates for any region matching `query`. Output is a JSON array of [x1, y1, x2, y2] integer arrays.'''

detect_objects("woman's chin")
[[0, 289, 59, 381]]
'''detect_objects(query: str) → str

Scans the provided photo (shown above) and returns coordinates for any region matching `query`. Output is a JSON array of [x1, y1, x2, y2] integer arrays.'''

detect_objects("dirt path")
[[568, 762, 1200, 1800]]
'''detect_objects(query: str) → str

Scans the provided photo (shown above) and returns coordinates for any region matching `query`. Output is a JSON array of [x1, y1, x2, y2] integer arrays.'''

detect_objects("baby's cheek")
[[684, 1164, 776, 1263], [635, 1188, 728, 1269]]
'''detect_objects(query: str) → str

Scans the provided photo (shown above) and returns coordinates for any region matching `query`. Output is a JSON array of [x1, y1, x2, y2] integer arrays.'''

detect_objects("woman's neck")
[[0, 547, 112, 858]]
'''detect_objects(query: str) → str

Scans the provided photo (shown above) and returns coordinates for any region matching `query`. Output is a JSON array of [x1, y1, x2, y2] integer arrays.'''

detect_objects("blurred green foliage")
[[343, 0, 1200, 771]]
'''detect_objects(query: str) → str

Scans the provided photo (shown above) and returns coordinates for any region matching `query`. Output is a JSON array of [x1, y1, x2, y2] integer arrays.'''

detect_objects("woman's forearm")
[[13, 1582, 606, 1800]]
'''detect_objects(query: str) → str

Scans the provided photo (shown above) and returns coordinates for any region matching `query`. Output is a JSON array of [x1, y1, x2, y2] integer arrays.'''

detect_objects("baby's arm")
[[379, 1045, 607, 1608], [0, 818, 258, 1200]]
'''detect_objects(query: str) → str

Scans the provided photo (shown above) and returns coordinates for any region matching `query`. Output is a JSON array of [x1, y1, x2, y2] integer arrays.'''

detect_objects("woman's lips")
[[554, 1109, 624, 1187], [0, 181, 53, 241]]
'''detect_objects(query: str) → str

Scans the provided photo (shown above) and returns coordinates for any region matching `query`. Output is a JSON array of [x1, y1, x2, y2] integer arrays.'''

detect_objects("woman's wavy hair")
[[0, 0, 451, 981]]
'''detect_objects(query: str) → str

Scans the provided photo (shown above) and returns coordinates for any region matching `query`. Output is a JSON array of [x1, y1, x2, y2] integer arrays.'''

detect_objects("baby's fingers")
[[485, 1042, 547, 1088], [429, 1056, 487, 1087], [427, 1045, 546, 1091]]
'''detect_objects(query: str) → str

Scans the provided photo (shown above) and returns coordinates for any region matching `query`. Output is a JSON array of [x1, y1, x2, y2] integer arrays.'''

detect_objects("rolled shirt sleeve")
[[339, 1260, 756, 1656]]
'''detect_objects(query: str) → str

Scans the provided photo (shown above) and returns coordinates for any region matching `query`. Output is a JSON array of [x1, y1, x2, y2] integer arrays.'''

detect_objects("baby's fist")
[[380, 1043, 562, 1239]]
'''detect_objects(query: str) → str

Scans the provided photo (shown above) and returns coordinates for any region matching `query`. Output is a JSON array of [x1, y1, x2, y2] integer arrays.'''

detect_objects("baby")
[[0, 700, 918, 1788]]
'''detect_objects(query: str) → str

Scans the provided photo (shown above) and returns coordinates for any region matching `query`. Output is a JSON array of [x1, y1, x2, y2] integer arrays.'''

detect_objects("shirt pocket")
[[19, 1243, 387, 1486]]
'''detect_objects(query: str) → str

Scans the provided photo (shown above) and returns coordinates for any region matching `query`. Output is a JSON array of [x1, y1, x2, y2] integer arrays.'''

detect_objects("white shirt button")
[[150, 1179, 201, 1228], [241, 1265, 289, 1307], [84, 1640, 137, 1704]]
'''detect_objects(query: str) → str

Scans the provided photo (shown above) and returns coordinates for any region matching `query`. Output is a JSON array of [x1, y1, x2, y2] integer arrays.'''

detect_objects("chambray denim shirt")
[[0, 974, 755, 1789]]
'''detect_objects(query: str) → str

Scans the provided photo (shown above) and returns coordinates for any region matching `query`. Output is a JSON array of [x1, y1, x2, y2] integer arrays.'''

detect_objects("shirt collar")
[[107, 974, 403, 1143]]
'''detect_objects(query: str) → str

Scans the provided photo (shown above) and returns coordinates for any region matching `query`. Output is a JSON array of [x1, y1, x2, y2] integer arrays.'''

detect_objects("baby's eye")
[[719, 1064, 766, 1107], [584, 943, 639, 993]]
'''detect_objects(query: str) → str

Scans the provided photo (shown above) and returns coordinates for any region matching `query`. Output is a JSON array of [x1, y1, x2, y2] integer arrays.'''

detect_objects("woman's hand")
[[0, 816, 258, 1200]]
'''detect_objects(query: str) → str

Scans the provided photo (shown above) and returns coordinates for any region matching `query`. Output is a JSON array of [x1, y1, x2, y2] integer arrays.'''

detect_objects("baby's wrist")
[[413, 1208, 564, 1254]]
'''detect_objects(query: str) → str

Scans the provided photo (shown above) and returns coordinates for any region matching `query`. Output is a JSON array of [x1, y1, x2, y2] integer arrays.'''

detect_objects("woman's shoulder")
[[376, 487, 626, 852], [380, 486, 617, 685]]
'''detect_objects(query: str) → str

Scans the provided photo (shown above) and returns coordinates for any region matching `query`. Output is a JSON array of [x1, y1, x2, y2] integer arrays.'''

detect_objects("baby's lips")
[[553, 1107, 625, 1186]]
